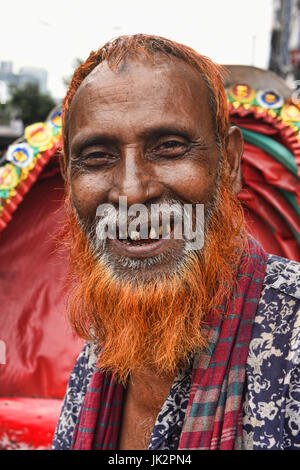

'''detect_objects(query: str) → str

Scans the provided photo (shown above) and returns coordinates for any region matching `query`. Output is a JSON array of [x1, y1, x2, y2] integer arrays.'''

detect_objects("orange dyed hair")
[[62, 34, 229, 170]]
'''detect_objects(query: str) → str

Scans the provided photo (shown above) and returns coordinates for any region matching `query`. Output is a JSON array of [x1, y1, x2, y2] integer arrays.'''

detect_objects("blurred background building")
[[269, 0, 300, 82], [0, 61, 48, 104], [0, 62, 53, 155]]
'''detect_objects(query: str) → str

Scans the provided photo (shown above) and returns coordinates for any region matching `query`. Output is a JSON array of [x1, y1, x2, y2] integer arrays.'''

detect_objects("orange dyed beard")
[[63, 164, 247, 384]]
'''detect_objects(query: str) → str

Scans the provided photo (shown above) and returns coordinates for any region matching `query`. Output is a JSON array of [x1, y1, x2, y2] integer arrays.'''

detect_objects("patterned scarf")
[[71, 238, 267, 450]]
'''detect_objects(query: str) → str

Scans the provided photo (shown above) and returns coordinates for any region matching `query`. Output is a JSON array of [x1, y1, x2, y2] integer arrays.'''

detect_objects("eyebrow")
[[71, 135, 117, 155], [140, 125, 193, 140]]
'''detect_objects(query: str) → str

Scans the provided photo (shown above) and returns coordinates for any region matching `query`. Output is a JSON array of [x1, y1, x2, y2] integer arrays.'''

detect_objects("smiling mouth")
[[110, 219, 178, 258]]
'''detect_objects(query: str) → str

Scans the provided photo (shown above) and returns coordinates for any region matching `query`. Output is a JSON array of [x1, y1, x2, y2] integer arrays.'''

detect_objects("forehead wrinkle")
[[71, 84, 207, 130], [72, 56, 210, 110], [71, 80, 132, 112], [68, 57, 214, 149]]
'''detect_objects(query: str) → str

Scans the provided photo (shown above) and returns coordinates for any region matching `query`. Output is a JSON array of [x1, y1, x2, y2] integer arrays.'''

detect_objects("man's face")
[[67, 57, 221, 280]]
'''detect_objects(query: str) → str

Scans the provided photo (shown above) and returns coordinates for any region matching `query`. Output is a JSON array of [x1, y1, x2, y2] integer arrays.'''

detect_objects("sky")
[[0, 0, 273, 99]]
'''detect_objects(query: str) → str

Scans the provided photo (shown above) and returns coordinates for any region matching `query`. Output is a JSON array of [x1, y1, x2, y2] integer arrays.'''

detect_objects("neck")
[[128, 368, 175, 410], [118, 368, 176, 450]]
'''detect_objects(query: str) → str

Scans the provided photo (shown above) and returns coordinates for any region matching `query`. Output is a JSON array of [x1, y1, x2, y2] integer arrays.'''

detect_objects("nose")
[[107, 146, 164, 206]]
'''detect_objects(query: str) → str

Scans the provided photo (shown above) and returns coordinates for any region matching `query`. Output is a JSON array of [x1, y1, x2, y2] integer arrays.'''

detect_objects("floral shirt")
[[52, 254, 300, 450]]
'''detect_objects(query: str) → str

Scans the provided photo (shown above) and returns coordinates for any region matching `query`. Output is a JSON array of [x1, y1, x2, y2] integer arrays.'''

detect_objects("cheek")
[[69, 173, 108, 219], [161, 162, 219, 203]]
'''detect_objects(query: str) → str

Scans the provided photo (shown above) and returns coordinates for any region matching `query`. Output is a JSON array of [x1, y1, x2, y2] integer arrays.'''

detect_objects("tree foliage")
[[0, 104, 11, 126], [9, 83, 56, 127]]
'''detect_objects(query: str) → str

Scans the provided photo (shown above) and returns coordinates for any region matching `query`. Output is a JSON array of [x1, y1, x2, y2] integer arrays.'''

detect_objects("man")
[[52, 34, 300, 450]]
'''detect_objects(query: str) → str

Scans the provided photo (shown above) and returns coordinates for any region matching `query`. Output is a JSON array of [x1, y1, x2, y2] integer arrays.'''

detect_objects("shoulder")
[[51, 341, 98, 450], [263, 254, 300, 300], [62, 340, 98, 392], [255, 253, 300, 337], [250, 253, 300, 391], [256, 254, 300, 327], [244, 254, 300, 449]]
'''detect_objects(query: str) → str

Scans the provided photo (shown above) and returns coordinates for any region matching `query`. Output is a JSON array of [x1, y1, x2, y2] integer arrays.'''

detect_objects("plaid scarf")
[[71, 237, 267, 450]]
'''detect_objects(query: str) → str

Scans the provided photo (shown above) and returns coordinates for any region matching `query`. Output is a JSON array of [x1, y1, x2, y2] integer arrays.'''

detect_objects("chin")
[[98, 240, 192, 284]]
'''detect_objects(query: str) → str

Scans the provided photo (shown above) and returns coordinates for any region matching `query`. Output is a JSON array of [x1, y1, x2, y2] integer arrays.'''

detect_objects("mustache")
[[75, 197, 211, 249], [96, 198, 185, 239]]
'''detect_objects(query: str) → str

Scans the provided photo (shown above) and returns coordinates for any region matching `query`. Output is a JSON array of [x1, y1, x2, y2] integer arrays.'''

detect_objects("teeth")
[[129, 230, 141, 241], [119, 228, 128, 239], [119, 223, 171, 241], [149, 227, 157, 239]]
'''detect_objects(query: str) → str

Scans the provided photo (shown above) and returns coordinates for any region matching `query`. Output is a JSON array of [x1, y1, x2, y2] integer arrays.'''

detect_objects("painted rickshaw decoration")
[[0, 107, 62, 231]]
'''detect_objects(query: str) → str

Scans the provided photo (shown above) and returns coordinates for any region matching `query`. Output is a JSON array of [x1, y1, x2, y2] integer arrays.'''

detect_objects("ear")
[[225, 126, 244, 195], [58, 148, 68, 183]]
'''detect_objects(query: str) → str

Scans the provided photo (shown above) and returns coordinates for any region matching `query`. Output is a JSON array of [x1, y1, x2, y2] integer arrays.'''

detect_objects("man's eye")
[[160, 141, 184, 149], [83, 152, 110, 160], [156, 141, 187, 155], [81, 152, 116, 166]]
